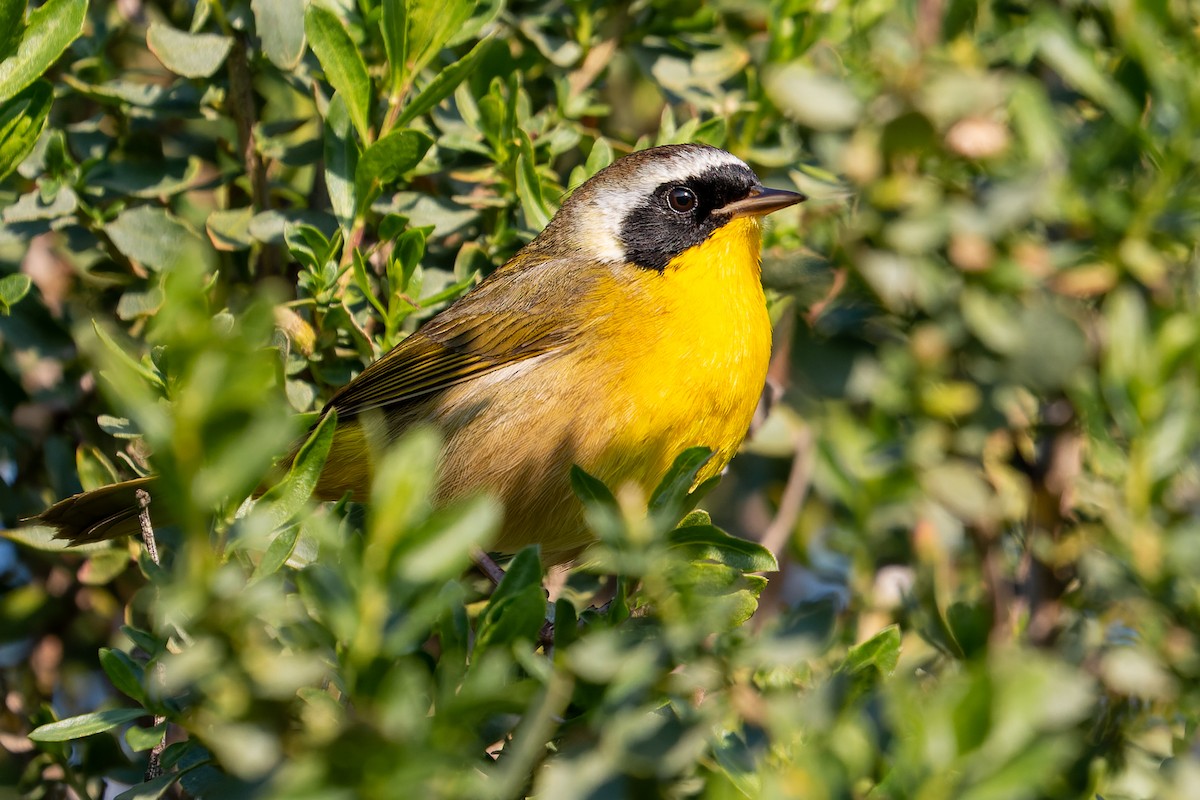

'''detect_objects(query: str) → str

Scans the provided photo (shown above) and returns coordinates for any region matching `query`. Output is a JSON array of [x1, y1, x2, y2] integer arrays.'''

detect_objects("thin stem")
[[135, 489, 168, 782], [471, 548, 507, 587], [226, 34, 277, 276]]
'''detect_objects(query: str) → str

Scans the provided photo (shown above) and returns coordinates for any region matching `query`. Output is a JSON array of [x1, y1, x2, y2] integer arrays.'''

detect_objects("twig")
[[225, 34, 277, 275], [471, 547, 508, 587], [759, 426, 815, 559], [136, 489, 158, 566], [135, 489, 167, 782]]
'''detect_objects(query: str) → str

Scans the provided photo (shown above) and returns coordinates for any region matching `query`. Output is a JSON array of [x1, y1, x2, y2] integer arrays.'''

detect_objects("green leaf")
[[255, 409, 337, 531], [515, 147, 551, 230], [488, 545, 543, 607], [552, 598, 578, 652], [946, 600, 991, 660], [0, 79, 51, 181], [323, 93, 358, 233], [91, 156, 203, 199], [124, 720, 167, 753], [305, 3, 373, 144], [146, 23, 233, 79], [103, 206, 204, 273], [474, 585, 546, 656], [671, 562, 767, 629], [569, 465, 617, 511], [475, 547, 546, 655], [648, 447, 713, 523], [403, 0, 475, 80], [1036, 12, 1137, 126], [206, 207, 255, 252], [76, 445, 119, 492], [251, 0, 306, 70], [29, 708, 146, 742], [843, 625, 901, 676], [251, 525, 300, 580], [446, 0, 502, 47], [91, 322, 166, 391], [0, 0, 25, 62], [395, 37, 492, 127], [380, 0, 408, 93], [114, 766, 191, 800], [0, 0, 86, 105], [99, 648, 147, 704], [668, 525, 778, 573], [0, 272, 31, 314], [3, 185, 77, 223], [354, 128, 434, 213], [120, 625, 163, 658]]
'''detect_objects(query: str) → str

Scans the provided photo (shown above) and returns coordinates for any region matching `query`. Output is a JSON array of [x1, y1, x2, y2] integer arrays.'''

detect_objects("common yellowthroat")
[[38, 144, 805, 562]]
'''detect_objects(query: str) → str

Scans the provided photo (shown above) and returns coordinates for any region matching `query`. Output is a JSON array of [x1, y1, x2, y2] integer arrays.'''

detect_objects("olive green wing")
[[325, 259, 594, 419]]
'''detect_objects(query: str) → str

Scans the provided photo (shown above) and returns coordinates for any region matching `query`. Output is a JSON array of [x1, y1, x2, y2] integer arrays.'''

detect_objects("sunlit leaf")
[[0, 0, 85, 104], [29, 709, 146, 742], [146, 23, 233, 79], [305, 3, 372, 144]]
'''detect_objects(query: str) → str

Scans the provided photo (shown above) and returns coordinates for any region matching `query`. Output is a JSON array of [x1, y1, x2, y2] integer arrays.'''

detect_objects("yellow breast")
[[578, 215, 772, 495]]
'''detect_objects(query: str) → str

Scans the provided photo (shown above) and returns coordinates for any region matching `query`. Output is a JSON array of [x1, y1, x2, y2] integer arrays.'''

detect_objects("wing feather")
[[326, 257, 596, 419]]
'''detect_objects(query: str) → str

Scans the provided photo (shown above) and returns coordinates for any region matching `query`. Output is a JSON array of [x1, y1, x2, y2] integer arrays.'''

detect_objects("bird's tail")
[[34, 477, 163, 545]]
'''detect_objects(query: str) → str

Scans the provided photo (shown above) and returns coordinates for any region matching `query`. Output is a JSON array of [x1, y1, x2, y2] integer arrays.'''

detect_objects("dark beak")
[[718, 186, 807, 219]]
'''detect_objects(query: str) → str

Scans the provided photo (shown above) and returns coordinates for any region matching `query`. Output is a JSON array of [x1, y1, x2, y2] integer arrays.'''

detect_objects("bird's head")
[[533, 143, 806, 271]]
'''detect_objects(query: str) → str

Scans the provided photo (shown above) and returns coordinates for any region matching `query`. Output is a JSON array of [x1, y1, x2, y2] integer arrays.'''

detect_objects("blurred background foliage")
[[2, 0, 1200, 797]]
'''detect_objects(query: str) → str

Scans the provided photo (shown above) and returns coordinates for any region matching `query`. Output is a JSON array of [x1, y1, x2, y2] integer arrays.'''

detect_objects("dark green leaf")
[[488, 545, 543, 607], [569, 465, 617, 511], [648, 447, 713, 522], [100, 648, 147, 704], [668, 525, 778, 573], [474, 585, 547, 656], [552, 598, 578, 652], [354, 129, 434, 213], [124, 720, 167, 753], [0, 0, 24, 62], [114, 764, 194, 800], [120, 625, 163, 658]]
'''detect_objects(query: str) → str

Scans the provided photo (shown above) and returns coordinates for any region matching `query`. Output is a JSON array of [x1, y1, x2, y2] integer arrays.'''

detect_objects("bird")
[[36, 143, 805, 563]]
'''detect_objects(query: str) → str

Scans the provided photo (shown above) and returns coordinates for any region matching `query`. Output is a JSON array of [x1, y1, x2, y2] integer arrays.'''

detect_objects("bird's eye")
[[666, 186, 697, 214]]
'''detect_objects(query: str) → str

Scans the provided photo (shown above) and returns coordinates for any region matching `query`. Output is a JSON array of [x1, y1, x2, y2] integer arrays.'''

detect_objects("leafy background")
[[2, 0, 1200, 797]]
